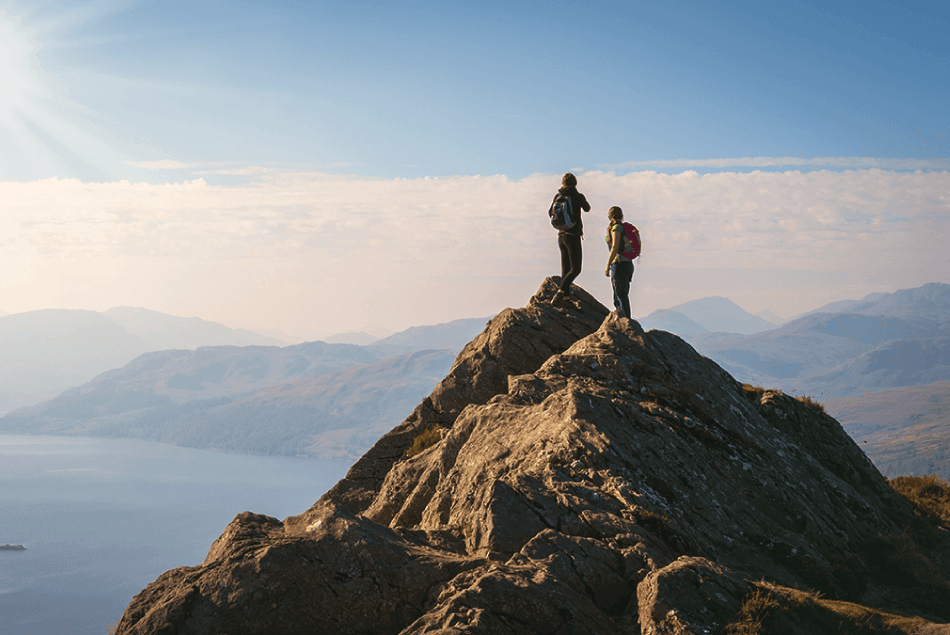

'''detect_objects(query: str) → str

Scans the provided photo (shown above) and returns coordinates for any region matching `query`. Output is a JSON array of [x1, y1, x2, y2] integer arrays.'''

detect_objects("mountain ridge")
[[804, 283, 950, 321], [0, 307, 287, 415], [0, 309, 151, 415], [367, 316, 493, 357], [104, 306, 288, 349], [0, 343, 454, 460], [638, 309, 710, 337], [114, 278, 950, 635], [323, 331, 380, 345], [687, 283, 950, 401], [665, 295, 776, 334], [0, 315, 494, 458]]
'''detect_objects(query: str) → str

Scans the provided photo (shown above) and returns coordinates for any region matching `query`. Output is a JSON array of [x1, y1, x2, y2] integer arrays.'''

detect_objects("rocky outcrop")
[[324, 278, 609, 514], [115, 279, 950, 635]]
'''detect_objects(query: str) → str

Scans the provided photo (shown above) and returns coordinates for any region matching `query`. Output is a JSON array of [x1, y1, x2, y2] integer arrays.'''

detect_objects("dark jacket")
[[556, 186, 591, 236]]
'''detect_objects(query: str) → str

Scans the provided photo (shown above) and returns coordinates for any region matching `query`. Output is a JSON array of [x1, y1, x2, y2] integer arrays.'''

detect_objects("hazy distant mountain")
[[756, 309, 787, 326], [690, 284, 950, 400], [0, 309, 7, 317], [10, 283, 948, 462], [2, 339, 381, 419], [0, 307, 290, 415], [0, 309, 498, 455], [367, 316, 492, 356], [104, 306, 286, 349], [638, 309, 709, 337], [667, 296, 776, 334], [829, 381, 950, 480], [148, 349, 455, 459], [324, 331, 379, 345], [1, 310, 500, 457], [295, 326, 395, 344], [690, 315, 886, 387], [238, 327, 307, 344], [845, 282, 950, 320], [1, 345, 453, 460], [801, 336, 950, 399], [0, 310, 150, 415], [794, 284, 950, 321], [795, 296, 885, 318]]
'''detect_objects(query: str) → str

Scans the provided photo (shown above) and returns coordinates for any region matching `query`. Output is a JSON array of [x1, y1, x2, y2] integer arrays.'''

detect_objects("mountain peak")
[[849, 281, 950, 320], [669, 296, 776, 334], [103, 305, 286, 348], [638, 309, 710, 337], [114, 279, 950, 634]]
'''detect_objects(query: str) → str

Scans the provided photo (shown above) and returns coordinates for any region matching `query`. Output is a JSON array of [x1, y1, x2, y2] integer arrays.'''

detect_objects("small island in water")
[[1, 544, 26, 551]]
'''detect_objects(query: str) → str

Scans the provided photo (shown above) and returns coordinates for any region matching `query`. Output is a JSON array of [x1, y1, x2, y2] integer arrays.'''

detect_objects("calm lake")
[[0, 434, 351, 635]]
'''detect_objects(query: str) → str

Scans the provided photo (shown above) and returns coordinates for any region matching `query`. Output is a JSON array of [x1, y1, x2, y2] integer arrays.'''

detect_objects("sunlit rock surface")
[[116, 278, 950, 635]]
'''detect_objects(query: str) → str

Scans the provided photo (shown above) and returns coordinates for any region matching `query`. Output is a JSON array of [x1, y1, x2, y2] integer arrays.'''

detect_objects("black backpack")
[[549, 192, 575, 231]]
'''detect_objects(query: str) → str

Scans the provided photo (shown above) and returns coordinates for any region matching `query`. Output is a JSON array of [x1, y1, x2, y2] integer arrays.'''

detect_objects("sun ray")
[[0, 8, 44, 111], [0, 5, 126, 181]]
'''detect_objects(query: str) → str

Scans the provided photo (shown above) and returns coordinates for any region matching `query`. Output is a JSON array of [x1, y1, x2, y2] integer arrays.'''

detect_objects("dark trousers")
[[610, 260, 634, 318], [557, 233, 583, 296]]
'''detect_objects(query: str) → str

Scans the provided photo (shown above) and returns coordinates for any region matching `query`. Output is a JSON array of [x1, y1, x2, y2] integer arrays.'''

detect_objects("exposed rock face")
[[115, 279, 950, 635], [325, 279, 609, 515]]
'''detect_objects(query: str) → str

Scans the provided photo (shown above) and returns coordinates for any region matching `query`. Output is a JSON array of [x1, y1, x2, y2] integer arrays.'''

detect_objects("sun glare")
[[0, 7, 56, 180], [0, 10, 42, 113], [0, 6, 126, 181]]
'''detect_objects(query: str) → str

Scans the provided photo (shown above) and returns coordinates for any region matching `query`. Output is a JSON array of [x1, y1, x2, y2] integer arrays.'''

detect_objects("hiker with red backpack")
[[548, 172, 591, 305], [604, 206, 640, 319]]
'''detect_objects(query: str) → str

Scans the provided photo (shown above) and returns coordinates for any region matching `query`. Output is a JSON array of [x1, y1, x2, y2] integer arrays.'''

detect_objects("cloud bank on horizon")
[[2, 168, 947, 336], [1, 1, 947, 337]]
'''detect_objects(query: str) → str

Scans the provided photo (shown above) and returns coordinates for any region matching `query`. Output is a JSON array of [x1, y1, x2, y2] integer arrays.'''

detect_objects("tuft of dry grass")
[[721, 583, 933, 635], [795, 394, 825, 413], [889, 474, 950, 527], [740, 383, 766, 402], [739, 382, 825, 413], [403, 425, 445, 458], [859, 473, 950, 620], [723, 587, 782, 635]]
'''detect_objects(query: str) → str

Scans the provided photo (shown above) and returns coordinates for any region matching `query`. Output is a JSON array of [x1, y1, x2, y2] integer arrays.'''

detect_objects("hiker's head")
[[608, 206, 623, 222], [562, 172, 577, 188]]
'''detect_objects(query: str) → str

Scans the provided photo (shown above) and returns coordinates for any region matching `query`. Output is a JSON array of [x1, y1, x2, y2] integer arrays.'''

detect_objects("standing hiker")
[[604, 206, 640, 319], [548, 172, 591, 304]]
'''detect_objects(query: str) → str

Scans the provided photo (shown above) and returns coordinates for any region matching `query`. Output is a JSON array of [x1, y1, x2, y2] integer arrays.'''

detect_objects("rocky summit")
[[115, 279, 950, 635]]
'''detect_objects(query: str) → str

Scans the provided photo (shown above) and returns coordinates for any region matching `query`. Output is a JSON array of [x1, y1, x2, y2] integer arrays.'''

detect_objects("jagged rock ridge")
[[115, 279, 950, 635]]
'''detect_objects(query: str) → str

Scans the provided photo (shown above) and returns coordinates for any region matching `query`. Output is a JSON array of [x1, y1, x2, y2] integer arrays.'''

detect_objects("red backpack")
[[606, 221, 641, 259]]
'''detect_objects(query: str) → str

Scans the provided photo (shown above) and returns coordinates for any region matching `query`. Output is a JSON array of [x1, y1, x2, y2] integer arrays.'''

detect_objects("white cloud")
[[1, 168, 947, 335], [612, 157, 950, 171]]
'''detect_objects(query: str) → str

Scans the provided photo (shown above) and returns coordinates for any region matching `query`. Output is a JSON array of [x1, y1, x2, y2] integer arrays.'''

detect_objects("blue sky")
[[1, 0, 948, 337], [5, 0, 948, 181]]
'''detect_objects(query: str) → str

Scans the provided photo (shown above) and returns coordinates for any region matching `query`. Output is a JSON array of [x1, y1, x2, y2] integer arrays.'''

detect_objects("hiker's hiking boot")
[[551, 292, 579, 309]]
